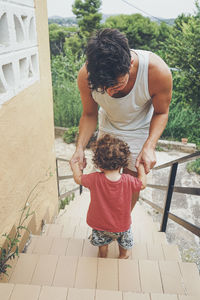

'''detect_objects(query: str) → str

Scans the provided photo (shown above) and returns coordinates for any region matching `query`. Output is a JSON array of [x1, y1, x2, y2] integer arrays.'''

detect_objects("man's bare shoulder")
[[148, 53, 172, 96], [77, 63, 88, 89], [77, 63, 98, 112]]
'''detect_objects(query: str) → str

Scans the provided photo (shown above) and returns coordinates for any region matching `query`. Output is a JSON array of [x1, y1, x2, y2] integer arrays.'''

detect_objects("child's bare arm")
[[70, 161, 82, 185], [137, 164, 147, 189]]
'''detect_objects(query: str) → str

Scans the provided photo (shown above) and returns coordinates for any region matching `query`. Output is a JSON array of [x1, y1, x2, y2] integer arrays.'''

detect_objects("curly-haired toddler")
[[70, 134, 146, 259]]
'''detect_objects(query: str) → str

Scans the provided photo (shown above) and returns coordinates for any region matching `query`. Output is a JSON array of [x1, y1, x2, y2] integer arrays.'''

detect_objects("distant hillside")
[[154, 18, 175, 25], [48, 14, 175, 27], [48, 16, 77, 26]]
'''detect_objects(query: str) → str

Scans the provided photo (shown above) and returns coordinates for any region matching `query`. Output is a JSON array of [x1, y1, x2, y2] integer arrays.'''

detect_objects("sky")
[[47, 0, 197, 20]]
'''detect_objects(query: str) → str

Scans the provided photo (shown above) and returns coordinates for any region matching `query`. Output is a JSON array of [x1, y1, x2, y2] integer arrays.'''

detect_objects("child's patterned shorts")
[[89, 227, 133, 249]]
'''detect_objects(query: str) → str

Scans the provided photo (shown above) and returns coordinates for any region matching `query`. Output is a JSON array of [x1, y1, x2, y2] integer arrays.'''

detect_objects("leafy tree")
[[161, 2, 200, 144], [162, 5, 200, 108], [72, 0, 102, 38], [104, 14, 171, 53], [64, 33, 84, 57], [49, 23, 76, 56]]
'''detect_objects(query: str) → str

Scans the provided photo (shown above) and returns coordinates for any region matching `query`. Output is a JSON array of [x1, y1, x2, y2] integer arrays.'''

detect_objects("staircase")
[[0, 189, 200, 300]]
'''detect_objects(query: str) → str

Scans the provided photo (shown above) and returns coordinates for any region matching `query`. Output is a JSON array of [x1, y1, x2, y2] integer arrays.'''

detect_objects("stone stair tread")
[[0, 283, 14, 300], [26, 235, 181, 260], [53, 256, 78, 288], [150, 294, 179, 300], [1, 284, 200, 300], [95, 289, 122, 299], [179, 262, 200, 296], [9, 284, 41, 300], [75, 257, 97, 289], [31, 255, 58, 286], [38, 285, 68, 300], [9, 254, 39, 284], [178, 296, 200, 300], [139, 260, 163, 293], [123, 293, 150, 300], [97, 258, 118, 290], [159, 260, 185, 294], [68, 287, 95, 300], [119, 259, 140, 292], [43, 221, 165, 243], [7, 254, 200, 296]]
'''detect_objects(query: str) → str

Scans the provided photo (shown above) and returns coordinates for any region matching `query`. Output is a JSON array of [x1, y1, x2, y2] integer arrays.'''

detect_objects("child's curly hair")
[[92, 134, 131, 170]]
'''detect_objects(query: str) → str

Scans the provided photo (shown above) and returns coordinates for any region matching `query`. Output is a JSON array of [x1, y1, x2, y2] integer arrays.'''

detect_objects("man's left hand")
[[135, 146, 156, 174]]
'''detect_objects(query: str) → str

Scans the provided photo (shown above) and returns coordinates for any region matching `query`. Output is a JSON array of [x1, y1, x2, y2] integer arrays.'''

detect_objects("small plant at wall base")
[[63, 127, 79, 144], [59, 193, 75, 210], [0, 171, 53, 278], [0, 204, 34, 277]]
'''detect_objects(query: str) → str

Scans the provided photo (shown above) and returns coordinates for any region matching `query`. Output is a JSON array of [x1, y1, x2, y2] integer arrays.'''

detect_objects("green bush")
[[187, 159, 200, 175], [63, 127, 79, 144], [51, 50, 85, 128], [162, 100, 200, 145], [53, 79, 82, 128]]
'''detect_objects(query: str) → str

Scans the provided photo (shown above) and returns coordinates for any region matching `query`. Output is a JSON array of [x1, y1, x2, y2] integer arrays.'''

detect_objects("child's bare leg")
[[98, 244, 108, 258], [118, 245, 130, 259]]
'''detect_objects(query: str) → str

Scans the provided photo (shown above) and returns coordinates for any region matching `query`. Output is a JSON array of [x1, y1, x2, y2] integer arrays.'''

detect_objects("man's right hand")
[[70, 148, 87, 171]]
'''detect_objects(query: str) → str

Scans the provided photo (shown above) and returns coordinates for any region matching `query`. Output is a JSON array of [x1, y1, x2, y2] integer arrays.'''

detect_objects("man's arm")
[[71, 64, 98, 170], [136, 53, 172, 173]]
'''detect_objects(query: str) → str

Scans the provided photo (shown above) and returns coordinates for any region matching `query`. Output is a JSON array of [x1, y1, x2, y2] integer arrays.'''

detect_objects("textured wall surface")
[[0, 0, 58, 242]]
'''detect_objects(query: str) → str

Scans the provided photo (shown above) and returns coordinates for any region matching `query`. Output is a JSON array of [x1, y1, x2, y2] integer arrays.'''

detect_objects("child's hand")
[[70, 161, 82, 185], [137, 164, 147, 189]]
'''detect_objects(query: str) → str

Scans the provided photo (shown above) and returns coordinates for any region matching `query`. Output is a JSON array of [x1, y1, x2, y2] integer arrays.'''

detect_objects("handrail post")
[[160, 162, 178, 232], [80, 185, 83, 195]]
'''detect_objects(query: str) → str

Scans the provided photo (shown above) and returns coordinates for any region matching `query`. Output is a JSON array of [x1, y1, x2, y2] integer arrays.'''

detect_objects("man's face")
[[106, 73, 129, 97]]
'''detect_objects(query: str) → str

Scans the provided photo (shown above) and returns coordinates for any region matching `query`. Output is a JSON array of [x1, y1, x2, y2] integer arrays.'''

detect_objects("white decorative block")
[[0, 2, 37, 54], [1, 0, 35, 8], [0, 0, 39, 106], [0, 47, 39, 104]]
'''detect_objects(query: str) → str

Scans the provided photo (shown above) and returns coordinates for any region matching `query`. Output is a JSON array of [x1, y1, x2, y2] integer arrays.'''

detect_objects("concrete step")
[[26, 235, 181, 260], [7, 254, 200, 296], [42, 222, 167, 244], [1, 283, 200, 300]]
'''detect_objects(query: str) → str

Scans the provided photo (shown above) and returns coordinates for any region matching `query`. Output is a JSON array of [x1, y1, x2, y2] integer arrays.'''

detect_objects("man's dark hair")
[[86, 28, 131, 92], [92, 134, 131, 170]]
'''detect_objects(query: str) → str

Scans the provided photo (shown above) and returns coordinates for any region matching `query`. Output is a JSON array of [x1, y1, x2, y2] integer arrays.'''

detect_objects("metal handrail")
[[56, 157, 81, 200], [56, 157, 70, 162], [147, 184, 200, 196], [140, 151, 200, 237], [154, 151, 200, 170], [140, 196, 200, 237]]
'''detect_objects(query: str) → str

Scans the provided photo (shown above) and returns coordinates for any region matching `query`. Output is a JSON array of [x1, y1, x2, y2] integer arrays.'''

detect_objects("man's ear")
[[130, 58, 134, 69]]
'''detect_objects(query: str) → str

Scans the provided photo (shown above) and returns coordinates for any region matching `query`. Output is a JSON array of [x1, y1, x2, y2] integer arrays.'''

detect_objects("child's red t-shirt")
[[81, 172, 142, 232]]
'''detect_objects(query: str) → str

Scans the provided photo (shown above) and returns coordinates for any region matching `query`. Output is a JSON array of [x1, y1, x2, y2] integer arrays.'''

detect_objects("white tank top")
[[92, 50, 154, 138]]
